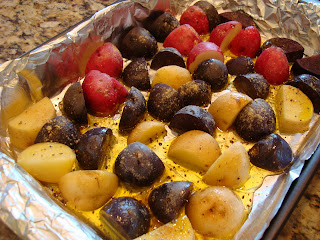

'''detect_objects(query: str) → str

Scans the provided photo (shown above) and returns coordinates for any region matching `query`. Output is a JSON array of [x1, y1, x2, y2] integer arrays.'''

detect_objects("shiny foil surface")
[[0, 0, 320, 239]]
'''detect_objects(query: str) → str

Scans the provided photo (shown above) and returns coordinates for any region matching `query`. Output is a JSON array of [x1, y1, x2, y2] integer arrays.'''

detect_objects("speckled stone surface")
[[0, 1, 320, 240]]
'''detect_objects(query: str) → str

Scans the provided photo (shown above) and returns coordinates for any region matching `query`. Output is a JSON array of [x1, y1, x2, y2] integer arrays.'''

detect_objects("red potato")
[[187, 42, 224, 73], [180, 5, 209, 35], [82, 70, 128, 116], [230, 26, 261, 58], [209, 21, 242, 52], [255, 47, 289, 85], [163, 24, 202, 56], [85, 42, 123, 78]]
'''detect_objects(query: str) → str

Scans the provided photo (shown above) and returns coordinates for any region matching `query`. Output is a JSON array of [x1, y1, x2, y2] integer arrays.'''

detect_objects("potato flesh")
[[127, 121, 166, 145], [186, 186, 245, 238], [8, 97, 56, 149], [276, 85, 314, 133], [17, 142, 76, 183], [59, 170, 118, 211], [208, 91, 252, 131], [134, 215, 195, 240], [168, 130, 221, 172], [152, 65, 192, 90], [203, 141, 251, 188]]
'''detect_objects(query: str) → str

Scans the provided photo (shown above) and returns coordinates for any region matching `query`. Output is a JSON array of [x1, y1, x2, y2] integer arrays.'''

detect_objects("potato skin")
[[147, 83, 184, 122], [194, 1, 220, 31], [234, 98, 276, 141], [114, 142, 165, 187], [63, 82, 88, 124], [121, 27, 158, 60], [119, 87, 147, 131], [286, 74, 320, 113], [234, 73, 270, 99], [34, 116, 80, 150], [148, 12, 180, 42], [122, 58, 151, 91], [178, 80, 212, 107], [248, 133, 293, 172], [193, 59, 228, 91], [151, 47, 186, 70], [169, 105, 215, 135], [226, 56, 254, 76], [75, 127, 113, 170], [148, 181, 192, 223], [101, 197, 150, 239]]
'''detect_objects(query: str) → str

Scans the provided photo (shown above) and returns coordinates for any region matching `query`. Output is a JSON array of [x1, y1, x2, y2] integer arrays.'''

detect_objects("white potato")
[[203, 142, 250, 188], [276, 85, 314, 133], [208, 92, 252, 131], [168, 130, 221, 172], [17, 142, 76, 183], [186, 186, 245, 238], [127, 121, 166, 145], [59, 170, 118, 211], [8, 97, 56, 149], [152, 65, 192, 90], [135, 215, 195, 240]]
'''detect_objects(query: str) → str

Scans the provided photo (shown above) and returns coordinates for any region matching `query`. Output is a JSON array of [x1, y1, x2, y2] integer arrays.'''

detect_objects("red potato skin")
[[255, 47, 289, 85], [85, 42, 123, 78], [209, 21, 241, 49], [230, 26, 261, 58], [163, 24, 202, 56], [180, 5, 209, 35], [82, 70, 128, 116], [187, 42, 224, 72]]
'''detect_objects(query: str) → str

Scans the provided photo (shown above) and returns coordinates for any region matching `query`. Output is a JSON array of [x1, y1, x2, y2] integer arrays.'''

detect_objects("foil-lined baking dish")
[[0, 0, 320, 239]]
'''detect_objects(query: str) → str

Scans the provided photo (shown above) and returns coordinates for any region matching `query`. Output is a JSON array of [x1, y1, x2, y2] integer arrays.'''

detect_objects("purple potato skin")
[[248, 133, 293, 172], [114, 142, 165, 187], [101, 197, 150, 239], [194, 1, 220, 31], [234, 73, 270, 99], [226, 56, 254, 76], [151, 47, 186, 70], [178, 80, 212, 107], [148, 181, 193, 223]]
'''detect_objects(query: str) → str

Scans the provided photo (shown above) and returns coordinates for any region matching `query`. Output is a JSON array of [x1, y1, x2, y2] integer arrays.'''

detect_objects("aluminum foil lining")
[[0, 0, 320, 239]]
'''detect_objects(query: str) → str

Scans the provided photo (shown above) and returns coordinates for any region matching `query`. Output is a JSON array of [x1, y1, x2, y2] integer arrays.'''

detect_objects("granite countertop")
[[0, 0, 320, 239]]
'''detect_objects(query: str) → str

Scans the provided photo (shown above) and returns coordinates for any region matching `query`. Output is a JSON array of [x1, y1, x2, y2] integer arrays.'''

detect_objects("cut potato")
[[134, 215, 195, 240], [276, 85, 314, 133], [186, 186, 245, 238], [127, 121, 166, 145], [59, 170, 118, 211], [168, 130, 221, 172], [152, 65, 192, 90], [208, 92, 252, 131], [8, 97, 56, 150], [17, 142, 76, 183], [19, 69, 44, 101], [203, 142, 250, 188]]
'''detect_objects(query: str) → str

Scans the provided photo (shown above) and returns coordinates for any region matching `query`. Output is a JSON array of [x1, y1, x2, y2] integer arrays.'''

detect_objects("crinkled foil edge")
[[0, 0, 320, 239]]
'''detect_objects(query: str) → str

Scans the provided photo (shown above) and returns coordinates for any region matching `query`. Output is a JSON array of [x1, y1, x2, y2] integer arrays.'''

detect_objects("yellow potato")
[[152, 65, 192, 90], [127, 121, 166, 145], [17, 142, 76, 183], [168, 130, 221, 172], [8, 97, 56, 149], [186, 186, 245, 238], [208, 92, 252, 131], [59, 170, 118, 211], [135, 215, 195, 240], [276, 85, 314, 133], [203, 142, 250, 188]]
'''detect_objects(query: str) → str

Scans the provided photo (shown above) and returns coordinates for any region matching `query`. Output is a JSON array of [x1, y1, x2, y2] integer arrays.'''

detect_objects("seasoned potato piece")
[[59, 170, 118, 211], [186, 186, 245, 238], [276, 85, 314, 133], [135, 215, 195, 240], [203, 142, 250, 188], [17, 142, 76, 183], [168, 130, 221, 172], [127, 121, 166, 145], [8, 97, 56, 149], [208, 92, 252, 131], [152, 66, 192, 90]]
